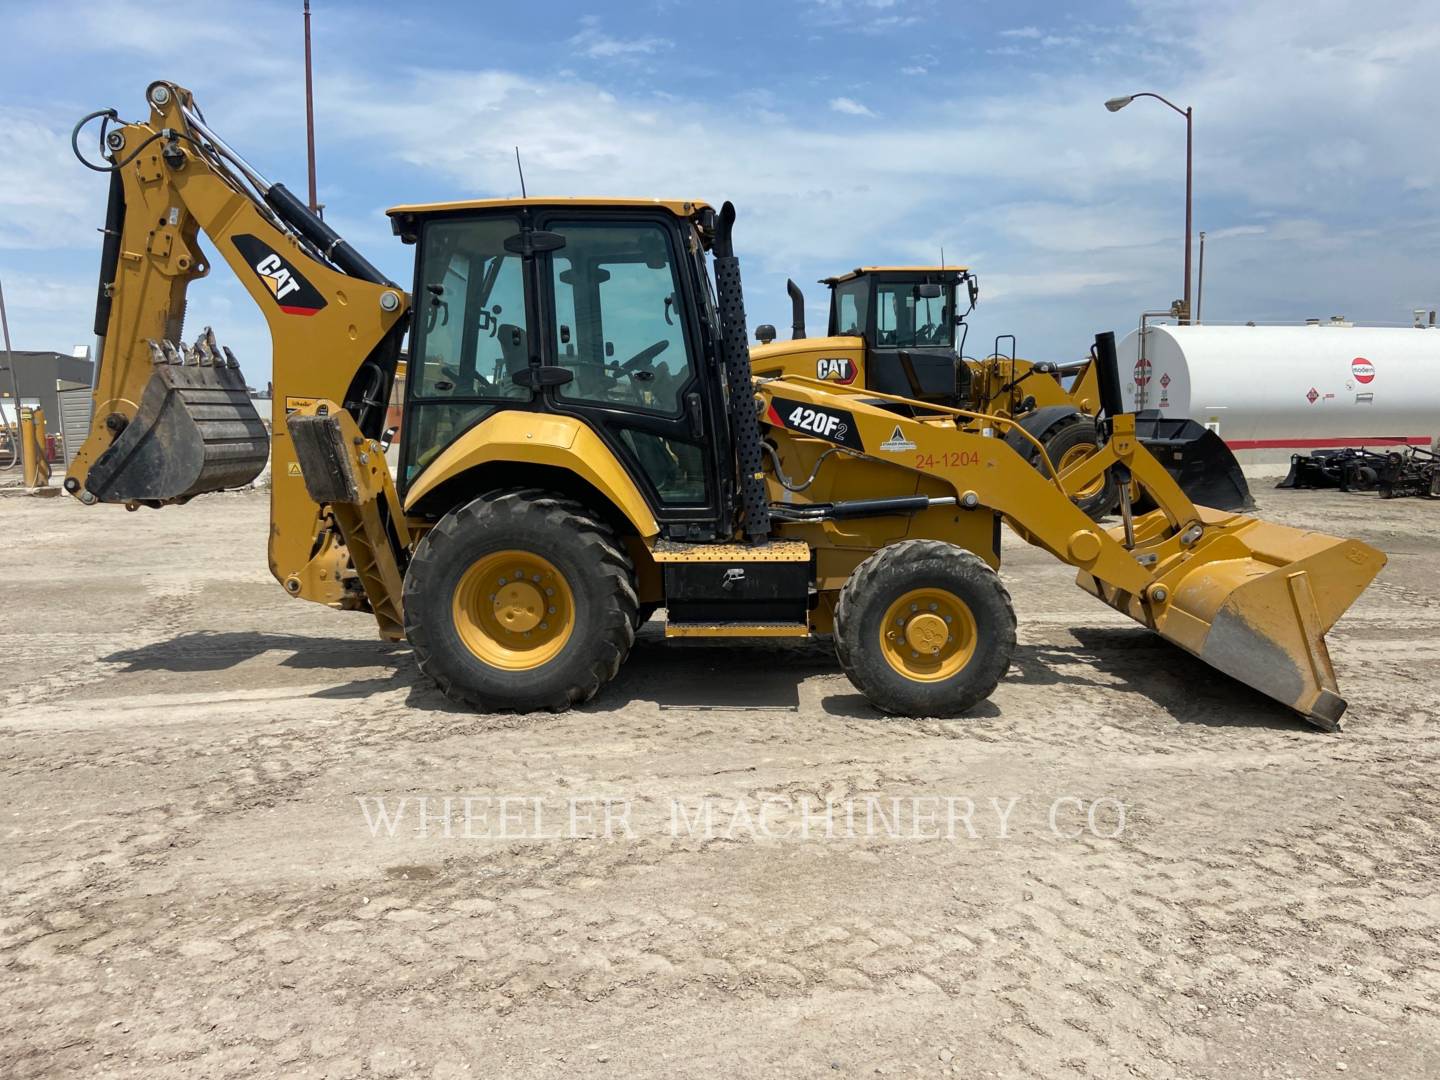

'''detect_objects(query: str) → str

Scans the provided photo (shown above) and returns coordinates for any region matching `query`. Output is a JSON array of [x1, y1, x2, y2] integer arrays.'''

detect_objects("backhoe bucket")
[[1078, 508, 1385, 730], [83, 332, 270, 503], [1134, 413, 1254, 512]]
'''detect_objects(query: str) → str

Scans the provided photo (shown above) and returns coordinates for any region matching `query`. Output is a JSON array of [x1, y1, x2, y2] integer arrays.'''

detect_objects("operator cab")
[[823, 267, 978, 403], [387, 198, 735, 541]]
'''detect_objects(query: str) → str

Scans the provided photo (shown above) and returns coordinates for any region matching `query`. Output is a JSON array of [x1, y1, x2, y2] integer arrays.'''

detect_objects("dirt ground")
[[2, 484, 1438, 1079]]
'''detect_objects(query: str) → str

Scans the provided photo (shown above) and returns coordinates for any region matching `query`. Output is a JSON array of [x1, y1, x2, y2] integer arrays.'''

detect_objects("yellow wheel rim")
[[451, 550, 575, 671], [1057, 442, 1105, 500], [879, 588, 978, 682]]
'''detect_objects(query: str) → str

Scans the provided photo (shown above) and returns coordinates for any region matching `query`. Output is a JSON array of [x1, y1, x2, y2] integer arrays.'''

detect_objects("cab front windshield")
[[874, 281, 955, 349]]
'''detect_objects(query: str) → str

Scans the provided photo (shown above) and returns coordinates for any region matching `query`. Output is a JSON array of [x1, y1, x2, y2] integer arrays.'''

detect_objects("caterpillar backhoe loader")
[[65, 82, 1384, 729], [751, 268, 1253, 517]]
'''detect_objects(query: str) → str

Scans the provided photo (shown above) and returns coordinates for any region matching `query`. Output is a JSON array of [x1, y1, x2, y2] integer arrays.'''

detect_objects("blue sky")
[[2, 0, 1437, 384]]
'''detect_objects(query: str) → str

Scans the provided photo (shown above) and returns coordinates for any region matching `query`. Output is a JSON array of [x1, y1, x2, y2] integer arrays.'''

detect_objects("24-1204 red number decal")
[[915, 450, 980, 470]]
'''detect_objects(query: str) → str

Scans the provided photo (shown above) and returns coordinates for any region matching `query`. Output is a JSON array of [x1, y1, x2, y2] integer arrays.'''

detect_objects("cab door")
[[535, 213, 729, 540]]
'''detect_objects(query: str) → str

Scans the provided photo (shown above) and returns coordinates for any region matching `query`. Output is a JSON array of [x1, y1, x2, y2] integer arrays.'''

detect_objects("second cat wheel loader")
[[752, 267, 1253, 518], [65, 82, 1384, 729]]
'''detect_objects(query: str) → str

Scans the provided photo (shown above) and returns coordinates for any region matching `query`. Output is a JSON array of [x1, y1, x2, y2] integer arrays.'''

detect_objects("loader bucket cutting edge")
[[1076, 509, 1386, 730], [83, 356, 270, 503]]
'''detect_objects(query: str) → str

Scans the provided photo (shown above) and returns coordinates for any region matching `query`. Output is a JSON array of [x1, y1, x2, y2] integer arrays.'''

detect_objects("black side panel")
[[664, 561, 809, 624]]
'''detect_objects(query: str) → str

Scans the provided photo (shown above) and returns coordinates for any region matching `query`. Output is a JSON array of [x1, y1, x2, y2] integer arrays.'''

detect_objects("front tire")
[[834, 540, 1015, 717], [403, 488, 637, 712], [1043, 417, 1118, 520]]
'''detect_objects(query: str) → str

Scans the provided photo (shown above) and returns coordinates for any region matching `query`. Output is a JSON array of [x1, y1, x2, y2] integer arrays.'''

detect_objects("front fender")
[[402, 411, 660, 538]]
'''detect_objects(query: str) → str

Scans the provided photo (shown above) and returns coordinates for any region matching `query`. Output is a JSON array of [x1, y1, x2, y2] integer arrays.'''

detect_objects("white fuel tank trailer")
[[1116, 324, 1440, 464]]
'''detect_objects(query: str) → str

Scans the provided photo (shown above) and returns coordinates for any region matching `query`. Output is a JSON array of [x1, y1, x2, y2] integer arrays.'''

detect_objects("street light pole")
[[1106, 92, 1194, 324]]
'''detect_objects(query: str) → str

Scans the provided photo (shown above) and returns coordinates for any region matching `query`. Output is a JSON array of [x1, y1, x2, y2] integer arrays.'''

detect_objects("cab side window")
[[549, 222, 693, 416], [832, 280, 869, 337]]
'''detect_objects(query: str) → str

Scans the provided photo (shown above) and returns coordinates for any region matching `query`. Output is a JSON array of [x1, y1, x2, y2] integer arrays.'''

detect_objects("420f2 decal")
[[233, 234, 328, 317], [765, 396, 864, 451]]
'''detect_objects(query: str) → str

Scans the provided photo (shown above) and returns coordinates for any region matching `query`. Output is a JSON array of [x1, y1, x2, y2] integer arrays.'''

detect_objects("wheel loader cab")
[[388, 199, 735, 541], [823, 267, 972, 403]]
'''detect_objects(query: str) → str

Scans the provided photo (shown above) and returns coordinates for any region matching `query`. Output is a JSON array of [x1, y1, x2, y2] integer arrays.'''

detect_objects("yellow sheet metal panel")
[[402, 411, 660, 539], [822, 266, 970, 284], [387, 197, 710, 219], [651, 539, 811, 563], [664, 622, 810, 638]]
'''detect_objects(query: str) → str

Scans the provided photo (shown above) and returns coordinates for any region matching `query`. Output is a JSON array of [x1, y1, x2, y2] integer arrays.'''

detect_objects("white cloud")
[[1000, 26, 1043, 39], [568, 25, 672, 60], [829, 96, 877, 117]]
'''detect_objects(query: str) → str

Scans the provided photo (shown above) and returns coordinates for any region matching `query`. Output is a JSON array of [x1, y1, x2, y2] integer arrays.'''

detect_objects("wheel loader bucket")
[[83, 332, 270, 503], [1078, 507, 1385, 730], [1134, 412, 1254, 512]]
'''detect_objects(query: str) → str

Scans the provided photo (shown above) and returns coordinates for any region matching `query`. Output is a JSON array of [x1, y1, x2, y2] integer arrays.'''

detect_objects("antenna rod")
[[304, 0, 319, 213], [515, 147, 527, 198]]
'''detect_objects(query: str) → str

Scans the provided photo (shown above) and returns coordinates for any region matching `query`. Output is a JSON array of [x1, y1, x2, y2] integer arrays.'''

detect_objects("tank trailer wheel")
[[1044, 417, 1118, 520], [403, 488, 637, 712], [834, 541, 1016, 717]]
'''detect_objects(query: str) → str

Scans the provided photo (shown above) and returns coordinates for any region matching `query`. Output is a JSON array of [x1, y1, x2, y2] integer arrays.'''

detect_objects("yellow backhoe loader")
[[752, 268, 1252, 518], [65, 83, 1384, 729]]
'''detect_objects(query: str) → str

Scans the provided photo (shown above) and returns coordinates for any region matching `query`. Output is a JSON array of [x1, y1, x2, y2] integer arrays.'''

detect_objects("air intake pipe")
[[713, 203, 770, 544]]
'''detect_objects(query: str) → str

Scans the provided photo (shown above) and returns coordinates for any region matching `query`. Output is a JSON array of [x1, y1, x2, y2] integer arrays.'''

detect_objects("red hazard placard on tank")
[[1133, 357, 1151, 386], [1351, 356, 1375, 384]]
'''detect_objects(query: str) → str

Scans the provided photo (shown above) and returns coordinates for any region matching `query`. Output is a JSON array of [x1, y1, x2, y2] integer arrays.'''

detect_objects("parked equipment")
[[1282, 445, 1438, 499], [752, 268, 1253, 516], [19, 406, 51, 489], [66, 83, 1385, 729]]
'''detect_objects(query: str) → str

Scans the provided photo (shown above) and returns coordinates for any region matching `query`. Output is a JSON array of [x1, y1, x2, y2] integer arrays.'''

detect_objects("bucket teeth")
[[200, 327, 221, 366], [147, 340, 167, 366], [160, 340, 184, 366], [221, 346, 240, 370]]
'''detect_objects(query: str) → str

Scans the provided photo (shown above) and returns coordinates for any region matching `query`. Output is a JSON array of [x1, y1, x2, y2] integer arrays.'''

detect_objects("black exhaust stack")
[[786, 278, 806, 339], [713, 203, 770, 545]]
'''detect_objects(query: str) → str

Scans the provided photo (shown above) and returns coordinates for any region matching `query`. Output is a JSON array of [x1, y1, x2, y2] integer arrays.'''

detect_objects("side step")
[[653, 539, 812, 638], [286, 401, 410, 640]]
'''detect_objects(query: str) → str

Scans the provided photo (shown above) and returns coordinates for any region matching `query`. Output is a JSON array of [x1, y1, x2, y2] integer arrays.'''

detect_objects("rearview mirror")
[[916, 283, 943, 299]]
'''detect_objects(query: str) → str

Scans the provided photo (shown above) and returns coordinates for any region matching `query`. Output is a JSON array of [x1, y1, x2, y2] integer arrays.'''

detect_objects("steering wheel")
[[437, 363, 497, 395], [619, 339, 670, 373]]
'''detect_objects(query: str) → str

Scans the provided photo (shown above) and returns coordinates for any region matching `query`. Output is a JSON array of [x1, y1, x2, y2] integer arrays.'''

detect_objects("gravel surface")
[[2, 485, 1437, 1078]]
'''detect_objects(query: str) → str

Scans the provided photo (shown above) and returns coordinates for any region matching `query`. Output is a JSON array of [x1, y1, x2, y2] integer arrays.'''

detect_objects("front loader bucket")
[[84, 332, 269, 503], [1134, 412, 1254, 512], [1078, 508, 1385, 730]]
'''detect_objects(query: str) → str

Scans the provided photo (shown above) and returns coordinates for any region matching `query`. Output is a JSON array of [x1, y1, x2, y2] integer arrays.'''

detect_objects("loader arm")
[[754, 366, 1385, 729], [67, 82, 410, 613]]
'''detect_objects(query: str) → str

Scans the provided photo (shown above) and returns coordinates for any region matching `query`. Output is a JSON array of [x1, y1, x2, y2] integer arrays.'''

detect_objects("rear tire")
[[1043, 417, 1117, 520], [835, 540, 1015, 717], [403, 488, 637, 712]]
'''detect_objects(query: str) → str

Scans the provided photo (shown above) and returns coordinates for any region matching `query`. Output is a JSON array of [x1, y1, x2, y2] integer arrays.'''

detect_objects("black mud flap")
[[1133, 411, 1254, 512], [85, 338, 270, 503]]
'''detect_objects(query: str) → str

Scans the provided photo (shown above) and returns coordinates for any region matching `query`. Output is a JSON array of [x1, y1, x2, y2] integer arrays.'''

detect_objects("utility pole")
[[0, 277, 23, 438], [1196, 231, 1206, 324], [1106, 92, 1194, 323], [304, 0, 319, 214]]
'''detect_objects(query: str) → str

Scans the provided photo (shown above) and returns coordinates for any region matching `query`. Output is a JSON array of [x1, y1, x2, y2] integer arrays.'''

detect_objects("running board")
[[286, 400, 409, 640]]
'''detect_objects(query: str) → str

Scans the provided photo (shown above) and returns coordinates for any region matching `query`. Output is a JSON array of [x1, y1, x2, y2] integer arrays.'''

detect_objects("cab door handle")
[[685, 392, 705, 438]]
